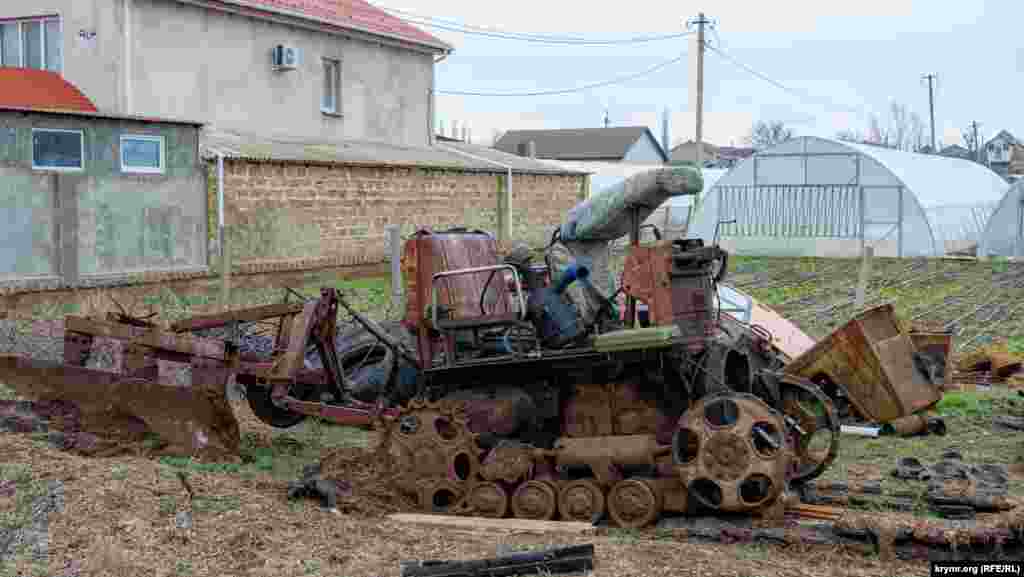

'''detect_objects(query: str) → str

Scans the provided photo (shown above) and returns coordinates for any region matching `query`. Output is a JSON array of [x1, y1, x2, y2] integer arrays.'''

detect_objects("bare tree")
[[961, 128, 980, 157], [909, 112, 926, 152], [887, 102, 910, 151], [746, 120, 794, 150], [867, 115, 885, 145], [835, 129, 862, 143]]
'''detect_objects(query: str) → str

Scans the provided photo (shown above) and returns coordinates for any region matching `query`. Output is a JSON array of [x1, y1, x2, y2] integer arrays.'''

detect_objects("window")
[[321, 58, 340, 115], [0, 16, 62, 72], [32, 128, 83, 170], [120, 135, 165, 174]]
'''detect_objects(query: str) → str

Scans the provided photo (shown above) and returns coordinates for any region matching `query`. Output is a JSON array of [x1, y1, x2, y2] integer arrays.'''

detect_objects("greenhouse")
[[686, 136, 1010, 257], [979, 180, 1024, 257]]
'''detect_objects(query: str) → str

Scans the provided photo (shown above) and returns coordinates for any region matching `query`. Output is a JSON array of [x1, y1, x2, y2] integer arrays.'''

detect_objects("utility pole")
[[922, 73, 937, 152], [688, 12, 711, 168], [968, 121, 982, 163]]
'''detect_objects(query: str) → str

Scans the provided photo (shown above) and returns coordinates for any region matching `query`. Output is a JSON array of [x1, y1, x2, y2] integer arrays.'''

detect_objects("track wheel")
[[558, 479, 605, 523], [511, 480, 558, 520], [460, 481, 509, 518], [608, 479, 662, 529], [245, 382, 312, 428]]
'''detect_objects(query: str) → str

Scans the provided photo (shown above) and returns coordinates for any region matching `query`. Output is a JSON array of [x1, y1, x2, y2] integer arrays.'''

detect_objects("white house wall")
[[622, 133, 666, 163], [0, 0, 435, 147]]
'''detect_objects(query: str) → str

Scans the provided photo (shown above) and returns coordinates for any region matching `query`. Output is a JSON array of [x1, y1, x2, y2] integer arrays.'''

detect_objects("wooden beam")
[[386, 514, 596, 535], [169, 302, 306, 333], [64, 316, 226, 360]]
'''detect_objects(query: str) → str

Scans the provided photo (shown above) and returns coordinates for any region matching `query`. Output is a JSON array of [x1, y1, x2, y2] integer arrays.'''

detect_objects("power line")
[[436, 52, 686, 97], [376, 4, 692, 45], [704, 42, 868, 118]]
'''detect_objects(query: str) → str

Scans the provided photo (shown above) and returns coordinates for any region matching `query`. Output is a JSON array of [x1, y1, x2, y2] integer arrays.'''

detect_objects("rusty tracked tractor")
[[289, 166, 838, 527]]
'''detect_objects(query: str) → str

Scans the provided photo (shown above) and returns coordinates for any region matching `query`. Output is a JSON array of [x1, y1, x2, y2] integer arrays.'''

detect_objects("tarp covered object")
[[559, 167, 702, 242]]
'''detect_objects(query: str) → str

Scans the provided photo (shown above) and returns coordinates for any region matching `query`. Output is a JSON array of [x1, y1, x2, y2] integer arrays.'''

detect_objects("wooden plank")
[[387, 514, 596, 535], [64, 316, 226, 360], [169, 302, 306, 333]]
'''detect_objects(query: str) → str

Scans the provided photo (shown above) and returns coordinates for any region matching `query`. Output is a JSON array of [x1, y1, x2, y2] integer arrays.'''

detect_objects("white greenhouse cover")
[[837, 140, 1009, 209], [688, 137, 1010, 256], [980, 180, 1024, 257]]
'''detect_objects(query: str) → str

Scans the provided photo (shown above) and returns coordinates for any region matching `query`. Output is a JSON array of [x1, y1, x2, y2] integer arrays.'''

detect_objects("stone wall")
[[217, 159, 586, 266]]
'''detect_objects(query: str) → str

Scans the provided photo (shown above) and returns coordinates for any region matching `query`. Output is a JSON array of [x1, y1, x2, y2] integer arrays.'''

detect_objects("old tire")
[[304, 320, 417, 404], [245, 381, 318, 429]]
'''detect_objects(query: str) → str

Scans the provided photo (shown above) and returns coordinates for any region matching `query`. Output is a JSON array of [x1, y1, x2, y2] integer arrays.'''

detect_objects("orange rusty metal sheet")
[[0, 354, 240, 457], [717, 285, 815, 361], [784, 304, 942, 423]]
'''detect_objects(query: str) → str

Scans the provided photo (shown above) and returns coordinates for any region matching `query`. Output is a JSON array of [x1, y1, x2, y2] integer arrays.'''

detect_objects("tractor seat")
[[435, 312, 522, 332]]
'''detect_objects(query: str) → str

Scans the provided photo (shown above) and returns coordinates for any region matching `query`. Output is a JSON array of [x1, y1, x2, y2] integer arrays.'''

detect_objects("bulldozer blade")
[[0, 354, 240, 457]]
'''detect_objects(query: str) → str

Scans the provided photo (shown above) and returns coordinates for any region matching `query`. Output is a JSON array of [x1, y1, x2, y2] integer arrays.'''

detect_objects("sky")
[[379, 0, 1024, 150]]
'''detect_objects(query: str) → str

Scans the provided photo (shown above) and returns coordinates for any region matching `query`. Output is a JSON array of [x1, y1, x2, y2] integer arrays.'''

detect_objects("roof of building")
[[204, 0, 449, 51], [985, 130, 1019, 150], [717, 146, 756, 160], [201, 130, 589, 175], [494, 126, 666, 162], [0, 68, 98, 113]]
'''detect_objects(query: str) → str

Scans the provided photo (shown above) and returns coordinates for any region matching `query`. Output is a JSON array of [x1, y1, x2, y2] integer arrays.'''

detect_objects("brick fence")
[[216, 158, 587, 266]]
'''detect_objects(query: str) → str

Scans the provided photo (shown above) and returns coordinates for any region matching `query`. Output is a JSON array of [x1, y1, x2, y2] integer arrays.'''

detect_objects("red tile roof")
[[230, 0, 448, 50], [0, 68, 98, 113]]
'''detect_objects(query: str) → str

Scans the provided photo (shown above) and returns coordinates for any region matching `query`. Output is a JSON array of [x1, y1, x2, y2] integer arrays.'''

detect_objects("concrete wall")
[[0, 0, 434, 147], [0, 110, 205, 281], [217, 159, 586, 266]]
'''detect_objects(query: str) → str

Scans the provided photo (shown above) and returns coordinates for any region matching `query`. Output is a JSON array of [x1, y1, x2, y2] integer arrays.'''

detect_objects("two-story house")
[[984, 130, 1019, 181], [1, 0, 451, 147]]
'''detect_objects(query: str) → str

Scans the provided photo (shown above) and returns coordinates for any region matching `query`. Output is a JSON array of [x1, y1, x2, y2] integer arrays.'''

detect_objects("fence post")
[[854, 245, 874, 310], [386, 224, 403, 312]]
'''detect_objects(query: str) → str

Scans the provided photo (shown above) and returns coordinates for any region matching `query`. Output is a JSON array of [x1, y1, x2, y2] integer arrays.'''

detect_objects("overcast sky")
[[382, 0, 1023, 149]]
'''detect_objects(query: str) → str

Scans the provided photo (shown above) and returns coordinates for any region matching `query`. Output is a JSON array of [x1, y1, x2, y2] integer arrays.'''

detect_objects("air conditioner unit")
[[272, 45, 301, 70]]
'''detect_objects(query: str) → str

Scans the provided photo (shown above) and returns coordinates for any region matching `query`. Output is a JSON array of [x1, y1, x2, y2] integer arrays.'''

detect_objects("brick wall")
[[217, 159, 586, 266]]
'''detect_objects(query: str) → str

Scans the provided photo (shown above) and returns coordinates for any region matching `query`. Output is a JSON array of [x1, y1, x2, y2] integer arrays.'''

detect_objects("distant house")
[[984, 130, 1019, 181], [0, 0, 450, 147], [669, 140, 754, 169], [669, 140, 719, 165], [1010, 144, 1024, 179], [494, 127, 668, 164], [939, 144, 971, 160]]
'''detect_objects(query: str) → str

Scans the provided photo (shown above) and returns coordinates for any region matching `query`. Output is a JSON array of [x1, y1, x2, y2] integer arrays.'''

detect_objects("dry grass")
[[0, 399, 936, 577]]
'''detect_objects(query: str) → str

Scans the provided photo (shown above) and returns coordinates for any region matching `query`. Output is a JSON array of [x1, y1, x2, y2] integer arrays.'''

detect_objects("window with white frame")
[[32, 128, 83, 170], [121, 134, 165, 174], [321, 58, 340, 115], [0, 16, 62, 72]]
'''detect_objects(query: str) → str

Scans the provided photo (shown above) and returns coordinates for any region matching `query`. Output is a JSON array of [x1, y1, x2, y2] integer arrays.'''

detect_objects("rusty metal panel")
[[746, 297, 816, 361], [785, 304, 941, 423]]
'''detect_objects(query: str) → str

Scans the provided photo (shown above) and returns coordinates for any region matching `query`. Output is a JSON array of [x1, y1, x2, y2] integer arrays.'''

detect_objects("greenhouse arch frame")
[[687, 136, 1009, 257]]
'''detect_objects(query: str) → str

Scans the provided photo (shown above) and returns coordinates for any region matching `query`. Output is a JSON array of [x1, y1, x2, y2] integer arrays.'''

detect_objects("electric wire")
[[703, 42, 869, 117], [375, 4, 692, 45], [437, 52, 686, 97]]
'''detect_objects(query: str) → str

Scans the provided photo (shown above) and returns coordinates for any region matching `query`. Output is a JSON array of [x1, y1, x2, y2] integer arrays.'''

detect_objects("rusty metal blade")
[[0, 354, 239, 457]]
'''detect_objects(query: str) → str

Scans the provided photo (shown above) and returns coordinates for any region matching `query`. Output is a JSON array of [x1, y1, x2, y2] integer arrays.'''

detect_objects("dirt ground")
[[0, 398, 936, 577]]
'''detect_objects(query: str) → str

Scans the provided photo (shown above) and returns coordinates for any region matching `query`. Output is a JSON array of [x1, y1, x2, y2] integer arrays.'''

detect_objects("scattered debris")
[[0, 480, 65, 564], [887, 455, 1013, 518], [287, 463, 352, 512], [994, 415, 1024, 432], [957, 343, 1023, 378], [399, 544, 595, 577]]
